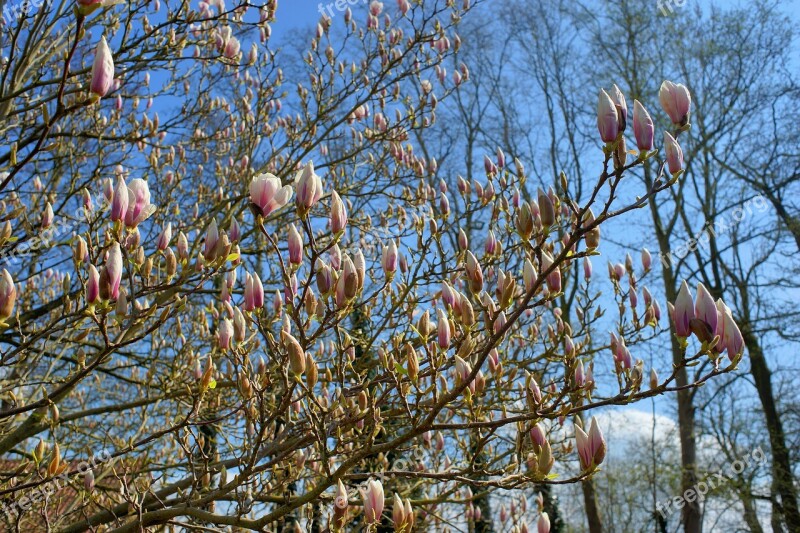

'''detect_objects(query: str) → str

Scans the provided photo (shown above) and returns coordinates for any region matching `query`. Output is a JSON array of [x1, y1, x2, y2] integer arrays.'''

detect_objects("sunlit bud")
[[218, 319, 233, 350], [496, 147, 506, 168], [465, 251, 483, 293], [41, 202, 54, 228], [250, 173, 292, 217], [528, 374, 542, 405], [382, 240, 398, 277], [284, 333, 305, 375], [458, 228, 469, 251], [536, 189, 555, 228], [427, 308, 448, 350], [659, 80, 691, 125], [460, 296, 475, 326], [516, 260, 535, 296], [176, 231, 189, 260], [232, 306, 246, 342], [439, 193, 450, 216], [73, 236, 88, 264], [640, 248, 652, 271], [85, 265, 100, 304], [354, 249, 366, 289], [332, 479, 348, 529], [723, 310, 744, 360], [648, 368, 659, 390], [484, 154, 497, 176], [597, 89, 619, 143], [157, 223, 172, 251], [361, 478, 385, 525], [517, 201, 534, 240], [330, 190, 348, 234], [580, 256, 592, 280], [610, 262, 624, 281], [203, 219, 220, 261], [0, 269, 17, 321], [673, 280, 695, 338], [102, 243, 123, 300], [530, 423, 546, 449], [485, 230, 497, 255], [540, 252, 561, 294], [576, 416, 606, 470], [82, 468, 95, 493], [457, 175, 469, 195], [392, 493, 406, 530], [287, 223, 303, 265], [538, 512, 550, 533], [695, 282, 718, 334], [633, 100, 654, 151], [90, 37, 114, 98], [341, 256, 358, 299], [229, 217, 241, 242], [609, 84, 627, 131], [295, 161, 323, 216], [575, 359, 586, 387], [111, 176, 129, 222], [315, 262, 333, 295], [115, 287, 128, 317], [663, 132, 684, 175]]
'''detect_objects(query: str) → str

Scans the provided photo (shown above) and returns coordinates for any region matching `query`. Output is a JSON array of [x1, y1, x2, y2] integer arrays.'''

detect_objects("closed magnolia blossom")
[[381, 240, 398, 276], [287, 223, 303, 265], [361, 478, 385, 525], [294, 162, 323, 215], [659, 80, 692, 125], [596, 88, 619, 143], [633, 99, 654, 150], [663, 132, 684, 174], [0, 269, 16, 322], [538, 512, 551, 533], [111, 176, 129, 223], [104, 242, 123, 300], [86, 264, 100, 304], [250, 173, 292, 217], [90, 37, 114, 98], [673, 280, 695, 338], [329, 190, 347, 234], [575, 416, 606, 470]]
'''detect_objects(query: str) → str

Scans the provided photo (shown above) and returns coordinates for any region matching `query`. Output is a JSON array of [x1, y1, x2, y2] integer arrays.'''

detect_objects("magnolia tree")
[[0, 0, 745, 531]]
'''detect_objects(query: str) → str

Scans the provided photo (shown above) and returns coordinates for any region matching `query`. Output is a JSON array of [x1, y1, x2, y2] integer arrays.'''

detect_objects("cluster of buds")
[[671, 281, 745, 361], [527, 422, 554, 479], [597, 80, 690, 175], [109, 176, 155, 229]]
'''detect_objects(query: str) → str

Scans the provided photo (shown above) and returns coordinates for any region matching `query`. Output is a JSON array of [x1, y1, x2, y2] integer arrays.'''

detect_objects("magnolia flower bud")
[[663, 132, 684, 175], [90, 37, 114, 98], [597, 89, 619, 143], [659, 80, 691, 125], [287, 223, 303, 265], [330, 190, 347, 234], [633, 100, 654, 151], [673, 280, 694, 338], [0, 269, 16, 321]]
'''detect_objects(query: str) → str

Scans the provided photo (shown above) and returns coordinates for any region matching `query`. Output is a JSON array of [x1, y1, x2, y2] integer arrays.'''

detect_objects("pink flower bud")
[[90, 37, 114, 98], [361, 478, 385, 525], [694, 282, 718, 334], [436, 308, 450, 349], [458, 228, 469, 251], [203, 219, 219, 261], [530, 423, 546, 449], [294, 162, 323, 215], [663, 132, 684, 175], [609, 84, 627, 130], [673, 280, 695, 338], [464, 251, 483, 293], [538, 512, 550, 533], [0, 269, 17, 321], [540, 251, 561, 294], [722, 309, 744, 360], [597, 89, 619, 143], [659, 80, 691, 125], [105, 242, 123, 300], [218, 318, 233, 350], [287, 223, 303, 265], [111, 176, 128, 223], [156, 223, 172, 251], [633, 100, 654, 150], [86, 264, 100, 304], [41, 202, 54, 228], [330, 190, 347, 234], [381, 240, 398, 277], [583, 257, 592, 280]]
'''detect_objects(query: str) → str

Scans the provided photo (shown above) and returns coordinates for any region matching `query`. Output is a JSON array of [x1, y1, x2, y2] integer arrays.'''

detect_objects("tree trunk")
[[741, 324, 800, 532], [581, 478, 603, 533]]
